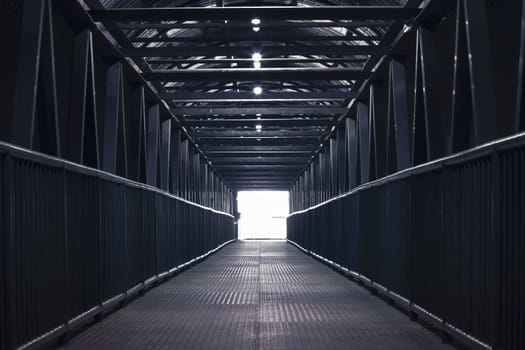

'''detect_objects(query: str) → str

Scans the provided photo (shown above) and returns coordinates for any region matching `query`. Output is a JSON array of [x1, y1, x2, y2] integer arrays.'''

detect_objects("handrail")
[[1, 139, 236, 350], [287, 131, 525, 349], [288, 130, 525, 217], [0, 141, 234, 218]]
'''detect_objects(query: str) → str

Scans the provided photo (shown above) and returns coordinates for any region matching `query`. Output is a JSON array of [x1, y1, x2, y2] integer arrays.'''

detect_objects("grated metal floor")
[[61, 241, 454, 350]]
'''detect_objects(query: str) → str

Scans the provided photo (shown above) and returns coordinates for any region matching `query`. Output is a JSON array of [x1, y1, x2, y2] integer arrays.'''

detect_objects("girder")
[[118, 20, 393, 30], [5, 0, 429, 193], [90, 7, 420, 22], [158, 91, 354, 103], [123, 46, 384, 58], [143, 68, 371, 82], [187, 119, 333, 128], [173, 106, 346, 117]]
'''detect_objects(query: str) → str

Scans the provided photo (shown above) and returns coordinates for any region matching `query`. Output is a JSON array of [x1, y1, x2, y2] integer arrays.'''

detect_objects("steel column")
[[11, 0, 46, 149], [463, 0, 497, 145], [102, 62, 128, 177], [160, 119, 171, 192], [146, 105, 160, 187]]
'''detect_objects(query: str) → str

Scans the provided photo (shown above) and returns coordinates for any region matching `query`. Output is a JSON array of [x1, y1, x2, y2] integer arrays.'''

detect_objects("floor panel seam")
[[255, 242, 261, 350]]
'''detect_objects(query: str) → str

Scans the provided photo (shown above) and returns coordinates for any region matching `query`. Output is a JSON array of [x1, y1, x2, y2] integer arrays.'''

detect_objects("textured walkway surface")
[[62, 241, 453, 350]]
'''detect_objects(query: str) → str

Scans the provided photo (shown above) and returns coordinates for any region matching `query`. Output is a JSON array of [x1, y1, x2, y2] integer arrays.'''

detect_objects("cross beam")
[[187, 119, 333, 128], [118, 20, 393, 30], [123, 46, 383, 58], [213, 164, 304, 169], [211, 158, 310, 165], [195, 130, 329, 138], [174, 106, 346, 116], [144, 68, 369, 82], [90, 7, 420, 22], [132, 34, 382, 43], [206, 151, 314, 157], [201, 145, 316, 152], [147, 58, 367, 65], [196, 138, 321, 145], [159, 91, 354, 102]]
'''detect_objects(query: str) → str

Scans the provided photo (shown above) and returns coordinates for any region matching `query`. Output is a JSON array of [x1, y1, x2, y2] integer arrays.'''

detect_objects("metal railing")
[[288, 132, 525, 350], [0, 142, 235, 350]]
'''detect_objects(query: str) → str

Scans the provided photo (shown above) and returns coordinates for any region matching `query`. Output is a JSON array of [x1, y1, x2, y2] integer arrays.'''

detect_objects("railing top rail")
[[288, 130, 525, 217], [0, 141, 234, 218]]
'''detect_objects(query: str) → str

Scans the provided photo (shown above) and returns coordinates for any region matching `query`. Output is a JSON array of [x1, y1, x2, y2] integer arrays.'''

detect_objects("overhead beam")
[[220, 167, 303, 174], [163, 82, 356, 91], [195, 130, 329, 138], [159, 91, 354, 102], [231, 185, 291, 189], [227, 183, 296, 186], [132, 34, 382, 43], [176, 103, 341, 109], [229, 178, 293, 181], [174, 106, 346, 116], [197, 135, 322, 140], [148, 58, 367, 65], [223, 176, 299, 180], [214, 163, 307, 168], [173, 98, 339, 103], [187, 119, 333, 127], [90, 7, 420, 22], [228, 183, 294, 187], [196, 136, 322, 146], [222, 175, 297, 179], [219, 174, 305, 180], [145, 68, 369, 81], [228, 184, 294, 187], [206, 151, 314, 157], [232, 184, 291, 186], [119, 20, 393, 30], [201, 145, 315, 152], [230, 180, 293, 182], [228, 177, 294, 180], [229, 183, 294, 187], [210, 157, 310, 164], [229, 184, 294, 188], [124, 46, 383, 58], [197, 139, 321, 146], [227, 179, 294, 182], [213, 164, 304, 169]]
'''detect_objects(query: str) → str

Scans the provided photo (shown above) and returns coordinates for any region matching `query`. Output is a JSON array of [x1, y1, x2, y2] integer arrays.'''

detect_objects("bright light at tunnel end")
[[237, 191, 289, 240], [253, 86, 263, 95]]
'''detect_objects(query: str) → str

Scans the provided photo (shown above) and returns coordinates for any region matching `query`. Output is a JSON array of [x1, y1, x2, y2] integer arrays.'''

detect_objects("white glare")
[[237, 191, 289, 240], [253, 86, 262, 95]]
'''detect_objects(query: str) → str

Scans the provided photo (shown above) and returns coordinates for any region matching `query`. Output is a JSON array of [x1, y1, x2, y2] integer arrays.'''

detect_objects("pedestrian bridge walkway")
[[62, 241, 452, 350]]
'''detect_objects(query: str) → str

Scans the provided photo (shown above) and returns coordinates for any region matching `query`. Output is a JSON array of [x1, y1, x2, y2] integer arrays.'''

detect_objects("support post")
[[146, 105, 159, 187], [160, 119, 171, 191], [11, 0, 46, 149]]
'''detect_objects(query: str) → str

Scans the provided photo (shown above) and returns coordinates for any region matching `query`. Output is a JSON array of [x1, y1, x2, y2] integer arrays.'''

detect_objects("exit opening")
[[237, 191, 289, 240]]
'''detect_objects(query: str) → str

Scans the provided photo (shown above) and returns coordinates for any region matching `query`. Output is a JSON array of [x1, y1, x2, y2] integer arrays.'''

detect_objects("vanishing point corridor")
[[2, 0, 525, 349]]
